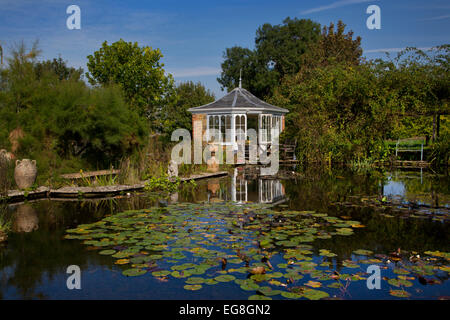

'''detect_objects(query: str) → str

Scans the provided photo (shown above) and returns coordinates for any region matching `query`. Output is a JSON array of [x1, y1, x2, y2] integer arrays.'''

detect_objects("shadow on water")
[[0, 166, 448, 299]]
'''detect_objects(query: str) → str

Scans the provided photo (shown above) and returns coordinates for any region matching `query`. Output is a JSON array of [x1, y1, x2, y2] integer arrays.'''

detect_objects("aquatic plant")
[[144, 175, 181, 193]]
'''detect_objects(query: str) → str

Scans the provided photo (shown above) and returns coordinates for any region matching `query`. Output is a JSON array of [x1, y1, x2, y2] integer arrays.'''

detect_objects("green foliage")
[[218, 18, 321, 97], [0, 42, 149, 185], [271, 43, 449, 166], [429, 132, 450, 168], [300, 20, 362, 70], [86, 39, 174, 123], [272, 63, 394, 164], [0, 157, 13, 196], [35, 56, 83, 81], [144, 175, 181, 193], [161, 81, 215, 135]]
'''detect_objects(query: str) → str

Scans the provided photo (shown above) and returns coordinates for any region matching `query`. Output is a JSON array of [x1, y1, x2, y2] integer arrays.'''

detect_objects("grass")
[[0, 158, 14, 196]]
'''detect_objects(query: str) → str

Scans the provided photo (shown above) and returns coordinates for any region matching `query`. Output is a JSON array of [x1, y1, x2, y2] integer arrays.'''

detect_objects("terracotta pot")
[[13, 204, 39, 233], [14, 159, 37, 189]]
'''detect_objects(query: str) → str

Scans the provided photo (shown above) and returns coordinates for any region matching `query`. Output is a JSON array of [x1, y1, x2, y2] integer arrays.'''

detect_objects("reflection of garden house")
[[188, 85, 289, 154]]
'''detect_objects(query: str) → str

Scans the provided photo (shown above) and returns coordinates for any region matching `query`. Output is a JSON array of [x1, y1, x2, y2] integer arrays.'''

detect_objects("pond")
[[0, 167, 449, 300]]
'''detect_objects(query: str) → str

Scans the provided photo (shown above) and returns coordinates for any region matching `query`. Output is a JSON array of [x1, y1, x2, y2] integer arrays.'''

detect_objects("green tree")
[[271, 63, 396, 164], [300, 20, 362, 70], [218, 17, 321, 98], [161, 81, 215, 135], [34, 56, 83, 81], [0, 42, 148, 178], [86, 39, 174, 122]]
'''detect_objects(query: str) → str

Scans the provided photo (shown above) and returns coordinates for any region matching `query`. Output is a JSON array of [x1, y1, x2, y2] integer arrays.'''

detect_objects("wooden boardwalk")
[[3, 171, 229, 203], [60, 169, 120, 180]]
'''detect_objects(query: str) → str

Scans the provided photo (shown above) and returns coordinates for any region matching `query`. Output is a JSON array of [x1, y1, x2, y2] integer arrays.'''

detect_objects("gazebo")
[[188, 84, 289, 157]]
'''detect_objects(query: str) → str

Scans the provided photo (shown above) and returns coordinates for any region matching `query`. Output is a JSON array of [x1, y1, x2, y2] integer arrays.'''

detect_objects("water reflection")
[[210, 168, 286, 204], [12, 204, 39, 233], [0, 168, 448, 299]]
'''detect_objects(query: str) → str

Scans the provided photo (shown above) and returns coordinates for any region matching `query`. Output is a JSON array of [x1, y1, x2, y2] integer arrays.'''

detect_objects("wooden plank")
[[61, 169, 120, 180]]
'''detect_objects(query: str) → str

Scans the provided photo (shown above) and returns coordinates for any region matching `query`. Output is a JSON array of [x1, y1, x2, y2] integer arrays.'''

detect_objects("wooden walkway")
[[3, 171, 229, 203], [60, 169, 120, 180]]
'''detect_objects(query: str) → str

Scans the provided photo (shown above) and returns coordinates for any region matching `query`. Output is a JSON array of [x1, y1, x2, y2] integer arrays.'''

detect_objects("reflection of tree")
[[283, 167, 387, 212], [389, 171, 450, 207], [314, 204, 450, 260], [0, 197, 152, 299]]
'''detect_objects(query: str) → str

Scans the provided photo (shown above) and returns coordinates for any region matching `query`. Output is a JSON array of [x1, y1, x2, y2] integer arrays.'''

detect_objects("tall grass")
[[0, 158, 14, 196]]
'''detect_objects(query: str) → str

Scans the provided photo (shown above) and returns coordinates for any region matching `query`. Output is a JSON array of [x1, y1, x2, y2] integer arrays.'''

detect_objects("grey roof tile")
[[188, 87, 288, 114]]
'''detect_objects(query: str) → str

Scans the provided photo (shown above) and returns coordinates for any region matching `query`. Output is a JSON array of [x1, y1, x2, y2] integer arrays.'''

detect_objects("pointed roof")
[[188, 87, 289, 114]]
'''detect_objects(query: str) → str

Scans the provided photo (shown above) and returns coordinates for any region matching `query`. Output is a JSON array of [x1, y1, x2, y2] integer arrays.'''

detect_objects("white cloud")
[[418, 14, 450, 21], [301, 0, 377, 15], [364, 47, 433, 54], [168, 67, 221, 78]]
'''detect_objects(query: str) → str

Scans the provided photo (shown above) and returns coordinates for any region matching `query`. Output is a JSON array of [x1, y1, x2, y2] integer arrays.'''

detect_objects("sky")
[[0, 0, 449, 98]]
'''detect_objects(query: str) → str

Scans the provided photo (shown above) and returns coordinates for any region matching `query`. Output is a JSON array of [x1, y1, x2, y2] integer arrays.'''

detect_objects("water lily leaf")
[[389, 289, 411, 298], [281, 291, 302, 299], [184, 284, 202, 291], [240, 282, 260, 291], [305, 280, 322, 288], [185, 277, 205, 284], [388, 278, 413, 287], [99, 249, 116, 255], [353, 249, 373, 256], [152, 270, 170, 277], [248, 295, 272, 300], [115, 259, 130, 265], [303, 289, 329, 300], [122, 268, 147, 277], [214, 275, 236, 282]]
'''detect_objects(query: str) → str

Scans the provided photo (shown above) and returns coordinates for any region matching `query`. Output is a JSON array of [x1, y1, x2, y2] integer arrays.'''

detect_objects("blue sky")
[[0, 0, 449, 98]]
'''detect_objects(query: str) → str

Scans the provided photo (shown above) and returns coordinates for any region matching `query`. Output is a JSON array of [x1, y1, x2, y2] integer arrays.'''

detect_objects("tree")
[[300, 20, 362, 70], [271, 63, 396, 164], [218, 18, 321, 98], [86, 39, 174, 122], [35, 56, 83, 81], [161, 81, 215, 135], [0, 42, 148, 172]]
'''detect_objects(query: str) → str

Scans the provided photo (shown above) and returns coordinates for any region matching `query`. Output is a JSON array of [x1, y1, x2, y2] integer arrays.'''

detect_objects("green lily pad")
[[122, 268, 147, 277], [184, 284, 202, 291], [389, 290, 411, 298], [99, 249, 116, 255], [248, 295, 272, 300], [214, 275, 236, 282]]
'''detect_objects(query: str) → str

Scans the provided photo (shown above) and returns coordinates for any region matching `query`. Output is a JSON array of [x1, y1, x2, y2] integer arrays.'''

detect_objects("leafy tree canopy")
[[86, 39, 174, 123], [219, 18, 365, 99], [161, 81, 215, 135]]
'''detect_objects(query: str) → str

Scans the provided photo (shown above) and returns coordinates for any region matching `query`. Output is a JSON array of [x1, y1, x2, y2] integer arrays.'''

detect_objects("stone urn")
[[14, 159, 37, 189]]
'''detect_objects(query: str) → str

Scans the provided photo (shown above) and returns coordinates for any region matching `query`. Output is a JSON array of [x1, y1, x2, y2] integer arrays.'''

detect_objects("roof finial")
[[239, 68, 242, 89]]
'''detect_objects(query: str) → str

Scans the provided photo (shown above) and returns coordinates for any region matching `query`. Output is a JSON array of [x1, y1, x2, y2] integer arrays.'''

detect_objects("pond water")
[[0, 167, 449, 300]]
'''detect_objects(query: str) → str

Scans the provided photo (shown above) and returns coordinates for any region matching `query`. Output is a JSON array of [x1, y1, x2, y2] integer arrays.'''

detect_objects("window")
[[235, 115, 246, 142], [207, 115, 232, 143], [260, 115, 272, 143]]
